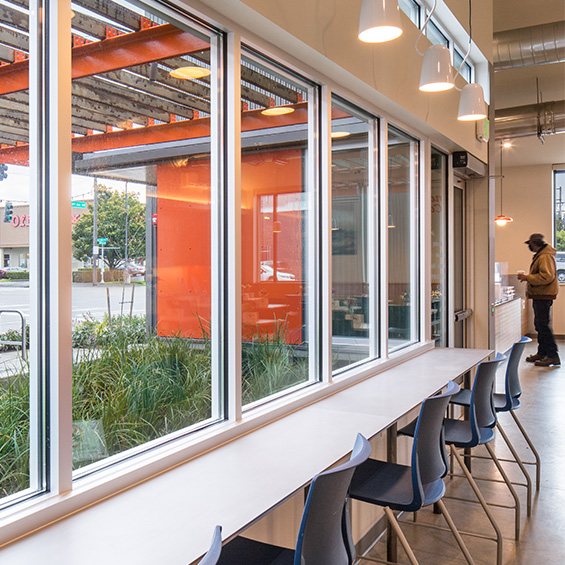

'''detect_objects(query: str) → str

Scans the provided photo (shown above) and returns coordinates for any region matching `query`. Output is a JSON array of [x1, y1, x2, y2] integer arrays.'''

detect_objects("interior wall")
[[193, 0, 491, 162], [494, 163, 565, 335]]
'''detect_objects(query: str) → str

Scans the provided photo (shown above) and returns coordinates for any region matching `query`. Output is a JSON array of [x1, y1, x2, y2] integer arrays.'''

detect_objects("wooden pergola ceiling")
[[0, 0, 304, 157]]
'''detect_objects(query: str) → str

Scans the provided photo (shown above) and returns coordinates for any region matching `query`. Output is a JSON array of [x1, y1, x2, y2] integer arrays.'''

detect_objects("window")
[[331, 96, 377, 371], [69, 0, 223, 473], [431, 148, 448, 346], [0, 1, 39, 504], [388, 126, 419, 351], [398, 0, 420, 26], [454, 49, 473, 83], [427, 19, 449, 48], [240, 50, 318, 405], [555, 170, 565, 284]]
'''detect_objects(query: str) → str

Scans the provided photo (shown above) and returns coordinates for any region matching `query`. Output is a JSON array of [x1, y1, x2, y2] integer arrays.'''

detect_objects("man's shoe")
[[526, 353, 544, 363], [534, 356, 561, 367]]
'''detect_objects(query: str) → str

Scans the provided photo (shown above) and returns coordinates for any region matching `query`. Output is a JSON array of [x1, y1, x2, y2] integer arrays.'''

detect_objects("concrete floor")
[[361, 339, 565, 565]]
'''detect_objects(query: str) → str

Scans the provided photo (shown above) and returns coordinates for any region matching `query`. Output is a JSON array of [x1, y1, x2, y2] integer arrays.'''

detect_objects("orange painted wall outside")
[[155, 147, 305, 343], [156, 159, 212, 337]]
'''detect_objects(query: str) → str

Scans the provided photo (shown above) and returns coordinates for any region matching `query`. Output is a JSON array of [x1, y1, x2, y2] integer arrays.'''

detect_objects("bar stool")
[[199, 525, 222, 564], [349, 381, 475, 565], [217, 433, 371, 565], [451, 337, 537, 515]]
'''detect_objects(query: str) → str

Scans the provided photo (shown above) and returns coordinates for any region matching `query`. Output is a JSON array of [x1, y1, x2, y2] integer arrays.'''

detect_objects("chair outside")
[[349, 381, 474, 565], [217, 433, 371, 565]]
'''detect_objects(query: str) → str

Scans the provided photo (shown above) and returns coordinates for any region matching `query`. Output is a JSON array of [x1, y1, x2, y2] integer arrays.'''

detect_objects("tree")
[[72, 186, 146, 270]]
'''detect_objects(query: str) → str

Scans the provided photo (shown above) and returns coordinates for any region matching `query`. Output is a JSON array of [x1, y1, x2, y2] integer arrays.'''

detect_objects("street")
[[0, 281, 147, 332]]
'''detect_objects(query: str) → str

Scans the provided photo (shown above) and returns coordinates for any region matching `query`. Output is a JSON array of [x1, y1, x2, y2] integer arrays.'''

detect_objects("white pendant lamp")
[[419, 44, 454, 92], [358, 0, 403, 43], [457, 83, 487, 121]]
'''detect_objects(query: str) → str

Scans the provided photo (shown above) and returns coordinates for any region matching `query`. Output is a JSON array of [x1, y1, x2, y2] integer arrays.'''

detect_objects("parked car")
[[260, 260, 295, 282], [116, 262, 146, 276], [3, 266, 27, 272], [556, 252, 565, 283]]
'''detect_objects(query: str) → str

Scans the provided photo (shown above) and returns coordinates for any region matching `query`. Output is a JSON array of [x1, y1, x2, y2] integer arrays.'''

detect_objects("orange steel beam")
[[0, 103, 314, 162], [0, 24, 210, 96]]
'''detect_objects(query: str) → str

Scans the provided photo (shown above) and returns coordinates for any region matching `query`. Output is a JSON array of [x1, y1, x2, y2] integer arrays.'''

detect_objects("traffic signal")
[[0, 163, 7, 182], [4, 202, 13, 223]]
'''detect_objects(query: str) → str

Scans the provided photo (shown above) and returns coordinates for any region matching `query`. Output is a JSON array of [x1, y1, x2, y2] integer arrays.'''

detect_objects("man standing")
[[517, 233, 560, 366]]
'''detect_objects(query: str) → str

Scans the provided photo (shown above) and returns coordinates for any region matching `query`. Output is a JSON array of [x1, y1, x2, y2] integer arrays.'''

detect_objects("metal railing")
[[0, 310, 27, 360]]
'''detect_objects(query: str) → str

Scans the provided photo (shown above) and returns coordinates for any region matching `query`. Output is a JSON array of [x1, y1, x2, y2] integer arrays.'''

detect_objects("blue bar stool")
[[199, 525, 222, 564], [349, 381, 475, 565], [442, 354, 524, 546], [451, 337, 537, 516], [216, 433, 371, 565]]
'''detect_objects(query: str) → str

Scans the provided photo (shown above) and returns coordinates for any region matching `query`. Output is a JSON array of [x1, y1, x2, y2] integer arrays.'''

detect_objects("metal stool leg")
[[484, 442, 521, 540], [435, 499, 475, 565], [383, 507, 419, 565], [510, 409, 541, 491], [496, 421, 532, 516], [450, 446, 503, 565]]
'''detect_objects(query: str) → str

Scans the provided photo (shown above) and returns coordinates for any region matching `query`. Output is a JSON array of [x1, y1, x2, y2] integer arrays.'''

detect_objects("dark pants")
[[533, 299, 559, 358]]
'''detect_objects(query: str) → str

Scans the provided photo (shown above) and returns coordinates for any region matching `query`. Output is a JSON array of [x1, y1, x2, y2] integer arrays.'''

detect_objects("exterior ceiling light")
[[419, 45, 454, 92], [458, 83, 487, 121], [502, 141, 512, 148], [261, 107, 295, 116], [358, 0, 403, 43], [331, 131, 351, 138], [169, 66, 211, 80]]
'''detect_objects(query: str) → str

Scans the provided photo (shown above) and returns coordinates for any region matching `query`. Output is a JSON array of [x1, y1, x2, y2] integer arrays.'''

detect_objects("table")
[[0, 348, 491, 565]]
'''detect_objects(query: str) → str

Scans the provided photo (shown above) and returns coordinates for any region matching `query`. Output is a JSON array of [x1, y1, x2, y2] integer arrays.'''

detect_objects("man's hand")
[[517, 273, 528, 282]]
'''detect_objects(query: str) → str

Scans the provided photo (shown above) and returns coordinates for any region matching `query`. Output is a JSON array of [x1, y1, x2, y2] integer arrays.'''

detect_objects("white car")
[[260, 261, 295, 282], [556, 252, 565, 283]]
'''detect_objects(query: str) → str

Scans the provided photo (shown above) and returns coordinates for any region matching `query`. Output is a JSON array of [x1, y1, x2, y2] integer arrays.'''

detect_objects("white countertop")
[[0, 347, 490, 565]]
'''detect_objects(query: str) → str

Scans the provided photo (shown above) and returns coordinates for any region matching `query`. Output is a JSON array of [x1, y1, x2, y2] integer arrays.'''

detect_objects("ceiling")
[[493, 0, 565, 167]]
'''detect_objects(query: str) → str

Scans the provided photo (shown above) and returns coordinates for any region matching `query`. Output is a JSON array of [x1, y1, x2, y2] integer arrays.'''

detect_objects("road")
[[0, 281, 147, 332]]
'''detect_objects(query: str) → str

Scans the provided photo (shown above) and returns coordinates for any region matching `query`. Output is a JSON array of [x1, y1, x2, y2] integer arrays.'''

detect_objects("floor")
[[360, 339, 565, 565]]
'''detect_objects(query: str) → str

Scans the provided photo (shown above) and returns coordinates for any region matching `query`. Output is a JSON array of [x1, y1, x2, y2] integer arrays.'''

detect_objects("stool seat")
[[443, 418, 495, 447], [218, 537, 293, 565]]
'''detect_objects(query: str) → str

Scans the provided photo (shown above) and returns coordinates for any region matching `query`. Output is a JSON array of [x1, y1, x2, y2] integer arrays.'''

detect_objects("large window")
[[69, 1, 223, 472], [431, 148, 448, 346], [388, 126, 419, 351], [240, 50, 317, 405], [331, 97, 376, 371], [555, 169, 565, 284], [0, 1, 38, 503]]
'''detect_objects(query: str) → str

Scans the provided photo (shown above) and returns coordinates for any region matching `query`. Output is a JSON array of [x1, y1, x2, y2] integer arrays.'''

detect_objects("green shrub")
[[6, 272, 29, 281]]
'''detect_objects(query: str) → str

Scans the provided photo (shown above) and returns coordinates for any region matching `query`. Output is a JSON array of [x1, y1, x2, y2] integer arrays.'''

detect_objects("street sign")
[[97, 238, 108, 245], [72, 201, 87, 208]]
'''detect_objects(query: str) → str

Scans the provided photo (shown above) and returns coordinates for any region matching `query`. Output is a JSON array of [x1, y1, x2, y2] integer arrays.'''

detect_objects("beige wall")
[[194, 0, 491, 162], [494, 163, 565, 334]]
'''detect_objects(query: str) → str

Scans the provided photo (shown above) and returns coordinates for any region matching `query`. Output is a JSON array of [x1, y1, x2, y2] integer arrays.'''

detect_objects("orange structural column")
[[155, 159, 212, 338]]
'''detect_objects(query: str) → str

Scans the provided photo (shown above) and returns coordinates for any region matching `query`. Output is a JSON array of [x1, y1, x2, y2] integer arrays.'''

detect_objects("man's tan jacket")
[[526, 244, 559, 300]]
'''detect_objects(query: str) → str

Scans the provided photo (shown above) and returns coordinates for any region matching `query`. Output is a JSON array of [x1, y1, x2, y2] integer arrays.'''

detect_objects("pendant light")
[[457, 0, 487, 121], [358, 0, 403, 43], [416, 0, 454, 92], [419, 44, 454, 92], [494, 142, 513, 226]]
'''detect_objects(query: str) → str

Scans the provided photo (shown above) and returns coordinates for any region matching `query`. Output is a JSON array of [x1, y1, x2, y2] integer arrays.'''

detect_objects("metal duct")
[[494, 22, 565, 70], [494, 100, 565, 140]]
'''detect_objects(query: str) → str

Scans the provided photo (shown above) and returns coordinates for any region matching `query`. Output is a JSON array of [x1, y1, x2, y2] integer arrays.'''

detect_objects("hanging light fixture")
[[457, 0, 487, 121], [415, 0, 454, 92], [273, 220, 282, 233], [494, 142, 513, 226], [169, 66, 211, 80], [419, 44, 454, 92], [331, 218, 340, 231], [358, 0, 403, 43]]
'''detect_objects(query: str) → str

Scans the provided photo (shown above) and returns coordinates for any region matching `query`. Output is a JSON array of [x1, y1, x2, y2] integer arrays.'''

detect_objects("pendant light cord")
[[500, 142, 504, 215], [453, 0, 472, 83], [415, 0, 438, 56]]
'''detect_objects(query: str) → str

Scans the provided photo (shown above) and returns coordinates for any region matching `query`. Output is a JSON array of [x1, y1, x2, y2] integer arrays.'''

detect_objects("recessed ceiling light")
[[331, 131, 351, 139]]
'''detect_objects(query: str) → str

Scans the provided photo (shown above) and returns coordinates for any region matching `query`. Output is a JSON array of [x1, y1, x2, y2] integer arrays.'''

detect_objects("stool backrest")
[[413, 380, 460, 493], [295, 433, 371, 565], [470, 354, 506, 440], [504, 336, 532, 407], [199, 525, 222, 565]]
